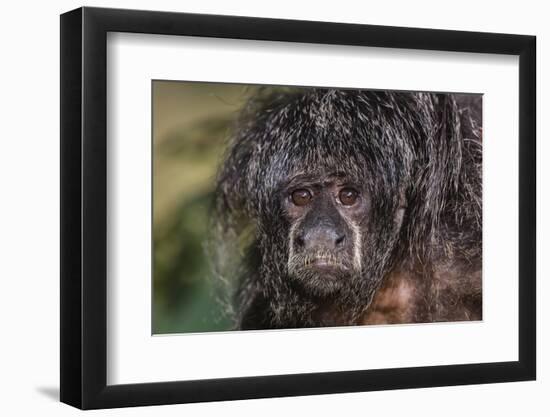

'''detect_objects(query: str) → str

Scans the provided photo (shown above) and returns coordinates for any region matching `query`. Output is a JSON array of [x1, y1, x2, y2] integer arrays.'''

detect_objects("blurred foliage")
[[152, 81, 258, 334], [153, 192, 222, 333]]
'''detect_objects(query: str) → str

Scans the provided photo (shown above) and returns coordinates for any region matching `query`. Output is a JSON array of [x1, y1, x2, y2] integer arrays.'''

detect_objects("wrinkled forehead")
[[284, 170, 360, 188]]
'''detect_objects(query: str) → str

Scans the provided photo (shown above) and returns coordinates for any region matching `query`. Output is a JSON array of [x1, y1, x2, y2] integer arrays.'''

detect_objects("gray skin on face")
[[285, 173, 368, 297]]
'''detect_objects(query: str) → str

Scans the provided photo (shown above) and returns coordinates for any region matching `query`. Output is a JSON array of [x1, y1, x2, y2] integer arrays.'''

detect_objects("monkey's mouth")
[[306, 256, 349, 271], [294, 252, 352, 275]]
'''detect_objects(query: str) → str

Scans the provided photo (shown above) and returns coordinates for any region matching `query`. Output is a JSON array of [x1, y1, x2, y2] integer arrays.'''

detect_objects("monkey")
[[211, 88, 482, 330]]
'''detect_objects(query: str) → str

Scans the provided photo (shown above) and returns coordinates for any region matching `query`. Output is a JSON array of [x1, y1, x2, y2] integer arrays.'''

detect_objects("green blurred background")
[[152, 80, 260, 334]]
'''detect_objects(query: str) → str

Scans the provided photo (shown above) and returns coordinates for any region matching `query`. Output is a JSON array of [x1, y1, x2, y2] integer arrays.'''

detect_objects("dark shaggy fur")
[[211, 88, 482, 330]]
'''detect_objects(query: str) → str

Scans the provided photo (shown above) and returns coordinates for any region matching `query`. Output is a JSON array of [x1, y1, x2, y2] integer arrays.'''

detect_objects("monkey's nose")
[[300, 228, 345, 250]]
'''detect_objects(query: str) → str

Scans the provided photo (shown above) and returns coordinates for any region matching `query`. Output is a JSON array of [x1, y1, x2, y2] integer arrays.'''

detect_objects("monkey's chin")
[[288, 265, 350, 298]]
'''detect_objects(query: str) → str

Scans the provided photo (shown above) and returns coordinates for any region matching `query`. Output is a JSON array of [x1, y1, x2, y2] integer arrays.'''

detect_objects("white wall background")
[[0, 0, 546, 415]]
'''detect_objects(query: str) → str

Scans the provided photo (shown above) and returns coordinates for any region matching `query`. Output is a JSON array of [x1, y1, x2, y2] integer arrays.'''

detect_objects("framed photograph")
[[60, 6, 536, 409]]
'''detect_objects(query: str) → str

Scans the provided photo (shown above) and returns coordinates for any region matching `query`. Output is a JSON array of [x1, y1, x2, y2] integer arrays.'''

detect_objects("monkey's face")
[[283, 172, 368, 297]]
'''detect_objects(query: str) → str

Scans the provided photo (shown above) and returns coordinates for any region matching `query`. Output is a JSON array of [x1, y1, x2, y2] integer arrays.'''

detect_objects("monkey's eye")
[[291, 189, 312, 206], [339, 188, 359, 206]]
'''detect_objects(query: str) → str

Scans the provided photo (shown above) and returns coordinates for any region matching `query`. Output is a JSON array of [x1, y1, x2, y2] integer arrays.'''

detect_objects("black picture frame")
[[60, 6, 536, 410]]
